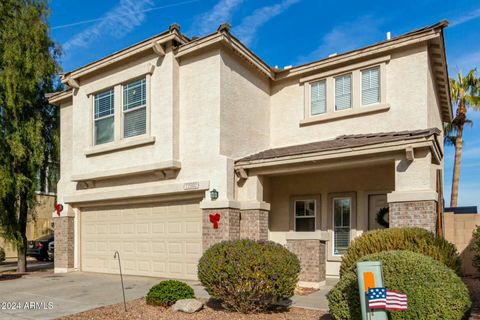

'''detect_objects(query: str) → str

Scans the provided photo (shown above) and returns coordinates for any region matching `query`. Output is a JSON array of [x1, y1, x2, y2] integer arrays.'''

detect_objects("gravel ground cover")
[[59, 298, 333, 320], [58, 276, 480, 320]]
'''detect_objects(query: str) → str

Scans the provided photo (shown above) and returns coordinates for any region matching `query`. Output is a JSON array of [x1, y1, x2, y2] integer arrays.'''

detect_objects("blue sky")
[[49, 0, 480, 209]]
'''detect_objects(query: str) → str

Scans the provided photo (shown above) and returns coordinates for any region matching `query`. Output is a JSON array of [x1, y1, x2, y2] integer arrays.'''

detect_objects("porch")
[[226, 129, 443, 287]]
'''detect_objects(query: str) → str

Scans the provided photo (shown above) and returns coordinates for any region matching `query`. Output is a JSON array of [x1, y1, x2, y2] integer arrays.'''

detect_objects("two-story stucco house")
[[48, 21, 451, 288]]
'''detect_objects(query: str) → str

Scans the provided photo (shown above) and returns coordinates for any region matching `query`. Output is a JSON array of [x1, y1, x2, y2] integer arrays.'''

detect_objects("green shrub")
[[0, 247, 4, 263], [339, 227, 461, 276], [328, 250, 471, 320], [198, 239, 300, 313], [145, 280, 195, 307], [472, 225, 480, 274]]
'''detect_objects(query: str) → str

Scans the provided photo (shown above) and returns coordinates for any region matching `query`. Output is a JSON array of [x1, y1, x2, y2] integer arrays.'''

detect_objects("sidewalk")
[[0, 258, 53, 273]]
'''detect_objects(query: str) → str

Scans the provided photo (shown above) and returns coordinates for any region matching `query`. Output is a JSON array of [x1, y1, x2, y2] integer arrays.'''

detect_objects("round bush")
[[145, 280, 195, 307], [198, 239, 300, 313], [0, 247, 4, 263], [339, 227, 461, 276], [328, 250, 471, 320]]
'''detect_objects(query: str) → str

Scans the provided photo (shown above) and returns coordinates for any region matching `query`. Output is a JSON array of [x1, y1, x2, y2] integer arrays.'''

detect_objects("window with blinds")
[[123, 78, 146, 138], [333, 198, 351, 255], [94, 89, 114, 145], [362, 67, 380, 105], [310, 80, 326, 115], [294, 200, 316, 232], [335, 74, 352, 111]]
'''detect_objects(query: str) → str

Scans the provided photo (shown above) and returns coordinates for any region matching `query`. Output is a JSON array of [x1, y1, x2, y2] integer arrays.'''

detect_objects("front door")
[[368, 194, 388, 230]]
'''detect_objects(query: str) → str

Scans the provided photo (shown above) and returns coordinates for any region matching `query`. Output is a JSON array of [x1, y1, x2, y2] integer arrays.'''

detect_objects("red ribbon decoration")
[[209, 213, 221, 229], [55, 203, 63, 216]]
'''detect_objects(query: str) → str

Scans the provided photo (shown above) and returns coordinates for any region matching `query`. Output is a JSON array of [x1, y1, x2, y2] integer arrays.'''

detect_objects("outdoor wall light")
[[210, 189, 219, 201]]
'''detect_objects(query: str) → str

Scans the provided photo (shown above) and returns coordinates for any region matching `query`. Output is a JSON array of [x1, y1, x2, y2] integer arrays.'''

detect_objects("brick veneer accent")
[[286, 239, 326, 284], [389, 200, 437, 233], [54, 216, 74, 269], [240, 209, 268, 240], [202, 208, 240, 251]]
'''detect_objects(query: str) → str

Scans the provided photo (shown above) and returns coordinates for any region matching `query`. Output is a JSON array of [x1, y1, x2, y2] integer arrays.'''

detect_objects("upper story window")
[[294, 199, 316, 232], [310, 80, 326, 115], [94, 89, 115, 145], [362, 67, 380, 105], [123, 78, 147, 138], [335, 74, 352, 111]]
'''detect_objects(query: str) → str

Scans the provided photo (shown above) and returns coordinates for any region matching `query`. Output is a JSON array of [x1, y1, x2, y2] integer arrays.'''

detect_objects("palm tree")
[[448, 70, 480, 207]]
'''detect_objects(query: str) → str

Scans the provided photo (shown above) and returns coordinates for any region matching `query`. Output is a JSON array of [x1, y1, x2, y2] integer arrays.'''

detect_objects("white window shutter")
[[335, 74, 352, 110], [362, 67, 380, 105], [94, 89, 115, 145], [310, 80, 326, 115], [123, 78, 147, 138]]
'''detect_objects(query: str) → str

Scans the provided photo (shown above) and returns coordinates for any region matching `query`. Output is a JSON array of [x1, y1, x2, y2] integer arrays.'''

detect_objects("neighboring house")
[[0, 165, 57, 258], [48, 21, 451, 288]]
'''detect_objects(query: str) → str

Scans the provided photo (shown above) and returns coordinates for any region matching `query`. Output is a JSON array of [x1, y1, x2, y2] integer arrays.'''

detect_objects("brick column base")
[[202, 208, 240, 251], [54, 216, 74, 272], [389, 200, 437, 233], [286, 239, 326, 288], [240, 209, 268, 240]]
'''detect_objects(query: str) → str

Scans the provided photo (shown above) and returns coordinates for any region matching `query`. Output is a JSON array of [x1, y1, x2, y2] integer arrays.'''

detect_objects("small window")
[[310, 80, 326, 115], [294, 200, 316, 232], [123, 78, 146, 138], [362, 67, 380, 105], [94, 89, 115, 145], [333, 197, 351, 255], [335, 74, 352, 111]]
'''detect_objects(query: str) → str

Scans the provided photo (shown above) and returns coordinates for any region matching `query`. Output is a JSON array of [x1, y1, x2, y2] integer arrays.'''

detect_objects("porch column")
[[387, 149, 438, 232], [54, 205, 75, 273], [286, 239, 326, 288], [201, 205, 241, 251], [237, 175, 270, 241]]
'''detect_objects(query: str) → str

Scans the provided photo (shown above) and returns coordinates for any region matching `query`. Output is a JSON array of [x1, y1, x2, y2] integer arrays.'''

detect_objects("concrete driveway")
[[0, 272, 207, 320]]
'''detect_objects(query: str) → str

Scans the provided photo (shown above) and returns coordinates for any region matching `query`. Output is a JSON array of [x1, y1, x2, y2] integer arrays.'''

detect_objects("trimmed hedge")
[[339, 227, 461, 276], [328, 250, 471, 320], [146, 280, 194, 307], [198, 239, 300, 313], [0, 247, 4, 263]]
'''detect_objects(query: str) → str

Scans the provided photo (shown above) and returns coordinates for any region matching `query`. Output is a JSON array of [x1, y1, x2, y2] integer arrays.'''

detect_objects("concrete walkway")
[[0, 272, 332, 319]]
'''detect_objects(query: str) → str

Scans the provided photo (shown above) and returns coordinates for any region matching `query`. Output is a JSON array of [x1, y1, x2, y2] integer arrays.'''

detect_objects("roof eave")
[[48, 90, 73, 106], [62, 26, 189, 81], [175, 29, 274, 79]]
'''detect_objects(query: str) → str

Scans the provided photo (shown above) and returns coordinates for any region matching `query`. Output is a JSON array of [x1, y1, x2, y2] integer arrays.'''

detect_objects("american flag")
[[367, 287, 408, 311]]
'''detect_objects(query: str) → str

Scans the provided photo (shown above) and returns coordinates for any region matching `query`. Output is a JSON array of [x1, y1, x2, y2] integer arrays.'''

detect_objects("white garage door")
[[81, 202, 202, 280]]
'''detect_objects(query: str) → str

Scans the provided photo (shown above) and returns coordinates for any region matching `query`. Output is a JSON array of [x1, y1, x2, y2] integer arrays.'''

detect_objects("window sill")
[[285, 231, 329, 241], [300, 104, 390, 126], [85, 136, 155, 157]]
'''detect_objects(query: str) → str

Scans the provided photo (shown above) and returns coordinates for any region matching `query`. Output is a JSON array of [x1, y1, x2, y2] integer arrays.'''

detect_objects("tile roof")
[[237, 128, 441, 163]]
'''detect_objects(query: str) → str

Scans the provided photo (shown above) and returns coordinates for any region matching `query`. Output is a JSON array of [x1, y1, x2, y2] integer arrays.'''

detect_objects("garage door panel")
[[81, 202, 202, 280]]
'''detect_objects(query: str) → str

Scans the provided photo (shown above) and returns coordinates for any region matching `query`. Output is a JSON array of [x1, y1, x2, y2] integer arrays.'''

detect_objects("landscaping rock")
[[172, 299, 203, 313]]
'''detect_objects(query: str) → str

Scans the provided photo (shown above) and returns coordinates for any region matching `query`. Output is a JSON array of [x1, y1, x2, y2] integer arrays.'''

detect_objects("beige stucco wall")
[[219, 49, 270, 159], [269, 45, 431, 148], [444, 212, 480, 276], [267, 163, 395, 276]]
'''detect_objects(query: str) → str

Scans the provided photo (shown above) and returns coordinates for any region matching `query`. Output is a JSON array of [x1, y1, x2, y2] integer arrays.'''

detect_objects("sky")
[[48, 0, 480, 209]]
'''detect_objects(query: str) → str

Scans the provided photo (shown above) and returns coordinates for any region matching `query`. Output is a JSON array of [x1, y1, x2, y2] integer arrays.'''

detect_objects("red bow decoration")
[[209, 213, 221, 229], [55, 203, 63, 216]]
